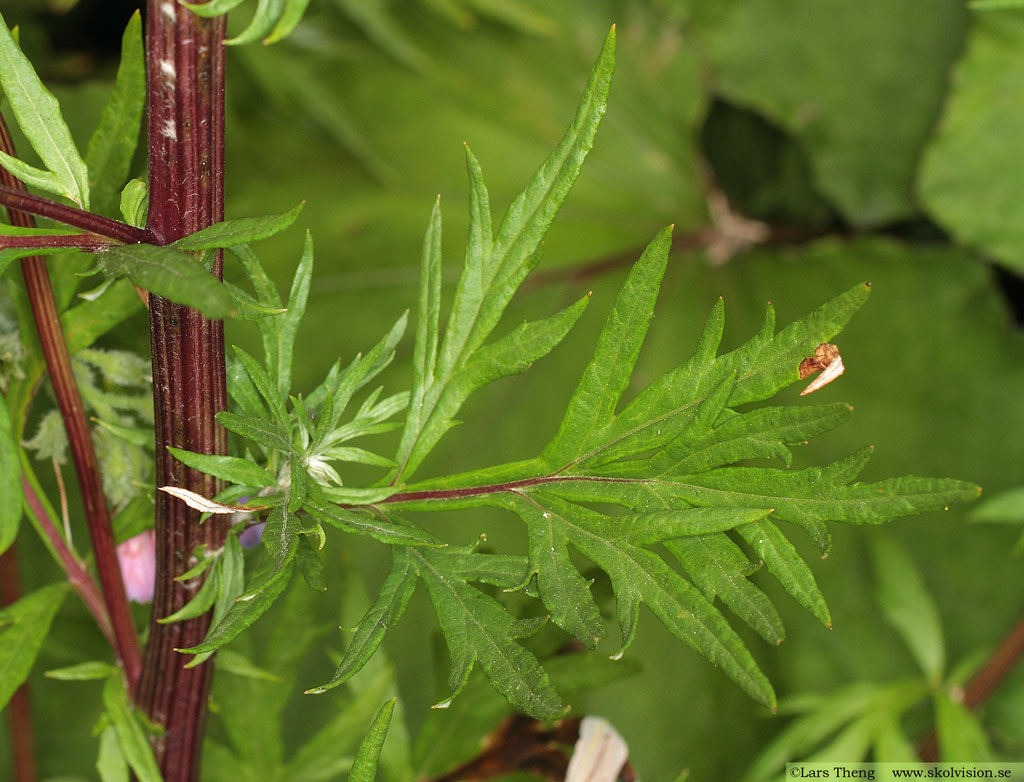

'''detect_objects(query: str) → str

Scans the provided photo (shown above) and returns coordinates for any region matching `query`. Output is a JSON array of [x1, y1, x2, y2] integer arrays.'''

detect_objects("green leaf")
[[544, 226, 671, 467], [167, 446, 277, 488], [289, 663, 400, 782], [295, 534, 327, 592], [0, 153, 65, 198], [0, 582, 68, 710], [934, 690, 993, 761], [387, 266, 977, 711], [509, 493, 775, 708], [227, 236, 314, 403], [215, 648, 286, 682], [413, 545, 565, 718], [179, 560, 295, 660], [225, 281, 287, 322], [0, 243, 86, 280], [349, 699, 396, 782], [260, 504, 301, 578], [232, 344, 290, 430], [96, 725, 129, 782], [667, 534, 784, 644], [920, 11, 1024, 272], [703, 0, 966, 225], [0, 13, 90, 207], [389, 27, 616, 483], [85, 11, 145, 217], [225, 354, 268, 422], [102, 674, 162, 782], [265, 0, 314, 43], [507, 494, 604, 648], [158, 562, 220, 624], [119, 178, 148, 228], [172, 203, 304, 251], [0, 396, 20, 554], [872, 714, 918, 762], [870, 534, 945, 681], [396, 196, 443, 482], [398, 293, 590, 479], [217, 411, 292, 452], [661, 451, 979, 553], [226, 0, 287, 46], [442, 28, 616, 372], [968, 486, 1024, 525], [276, 231, 313, 398], [308, 547, 418, 694], [97, 244, 236, 319], [736, 519, 831, 629], [45, 660, 118, 680], [182, 0, 247, 16], [304, 495, 440, 547]]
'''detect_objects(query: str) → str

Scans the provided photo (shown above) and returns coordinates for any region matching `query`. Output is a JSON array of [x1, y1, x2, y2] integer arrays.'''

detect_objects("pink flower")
[[117, 530, 156, 603]]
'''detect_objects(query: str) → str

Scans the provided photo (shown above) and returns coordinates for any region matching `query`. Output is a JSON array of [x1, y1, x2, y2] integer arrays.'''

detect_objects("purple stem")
[[0, 185, 148, 244], [133, 5, 229, 780], [0, 114, 142, 688], [0, 233, 117, 253]]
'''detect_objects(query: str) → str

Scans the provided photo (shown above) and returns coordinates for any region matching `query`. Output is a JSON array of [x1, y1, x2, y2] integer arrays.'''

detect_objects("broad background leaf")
[[920, 9, 1024, 273]]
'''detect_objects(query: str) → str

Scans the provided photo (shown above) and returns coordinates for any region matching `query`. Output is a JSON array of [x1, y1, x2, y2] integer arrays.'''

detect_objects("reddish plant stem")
[[21, 473, 115, 646], [919, 614, 1024, 761], [961, 614, 1024, 709], [0, 546, 38, 782], [134, 5, 229, 780], [378, 474, 638, 505], [0, 116, 142, 688], [0, 185, 148, 244], [0, 233, 117, 252]]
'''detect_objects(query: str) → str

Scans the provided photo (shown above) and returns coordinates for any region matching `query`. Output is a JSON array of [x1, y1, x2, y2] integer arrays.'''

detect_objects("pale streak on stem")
[[52, 454, 72, 548]]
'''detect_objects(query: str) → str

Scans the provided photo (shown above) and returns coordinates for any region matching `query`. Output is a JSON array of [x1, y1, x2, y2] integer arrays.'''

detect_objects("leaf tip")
[[305, 686, 327, 695], [431, 698, 453, 710]]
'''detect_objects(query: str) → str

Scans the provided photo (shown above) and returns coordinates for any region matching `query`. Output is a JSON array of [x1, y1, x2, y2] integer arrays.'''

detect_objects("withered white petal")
[[566, 716, 629, 782], [800, 355, 845, 396], [158, 486, 256, 514]]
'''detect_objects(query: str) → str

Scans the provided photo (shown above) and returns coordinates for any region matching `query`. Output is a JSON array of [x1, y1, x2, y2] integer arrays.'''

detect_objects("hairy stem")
[[0, 234, 117, 253], [133, 5, 228, 780], [0, 185, 148, 244], [22, 470, 115, 646], [0, 114, 142, 687]]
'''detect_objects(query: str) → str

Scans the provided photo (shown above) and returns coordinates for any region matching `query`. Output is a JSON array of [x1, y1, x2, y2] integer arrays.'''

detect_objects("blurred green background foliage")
[[3, 0, 1024, 779]]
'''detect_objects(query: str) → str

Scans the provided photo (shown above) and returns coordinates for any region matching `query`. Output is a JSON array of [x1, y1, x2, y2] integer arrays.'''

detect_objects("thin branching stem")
[[919, 614, 1024, 761], [0, 185, 148, 244], [21, 472, 115, 647], [376, 474, 637, 505], [0, 114, 142, 688], [0, 233, 118, 253]]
